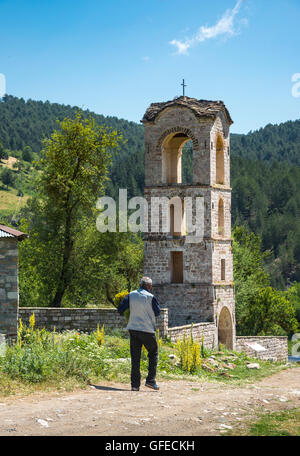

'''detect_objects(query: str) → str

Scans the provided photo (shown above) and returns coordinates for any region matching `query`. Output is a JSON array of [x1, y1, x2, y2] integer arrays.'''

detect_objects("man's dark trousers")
[[129, 330, 158, 388]]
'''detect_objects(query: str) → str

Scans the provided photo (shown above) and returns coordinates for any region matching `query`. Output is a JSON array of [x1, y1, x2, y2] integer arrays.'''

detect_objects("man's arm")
[[152, 296, 160, 317], [118, 294, 129, 315]]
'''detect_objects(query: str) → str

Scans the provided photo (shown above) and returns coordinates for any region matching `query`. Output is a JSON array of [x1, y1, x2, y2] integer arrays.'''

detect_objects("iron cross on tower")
[[181, 79, 187, 96]]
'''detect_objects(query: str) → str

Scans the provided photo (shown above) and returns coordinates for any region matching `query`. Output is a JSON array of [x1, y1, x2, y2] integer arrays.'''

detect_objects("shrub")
[[96, 324, 105, 347], [0, 318, 109, 384], [176, 331, 202, 373]]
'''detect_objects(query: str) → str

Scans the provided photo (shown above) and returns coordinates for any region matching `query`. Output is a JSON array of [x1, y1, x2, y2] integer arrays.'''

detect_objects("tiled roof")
[[0, 224, 28, 240], [0, 229, 14, 238], [141, 96, 233, 125]]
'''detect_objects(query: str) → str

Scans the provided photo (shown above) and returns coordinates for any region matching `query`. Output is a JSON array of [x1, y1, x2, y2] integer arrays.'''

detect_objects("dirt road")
[[1, 368, 300, 436]]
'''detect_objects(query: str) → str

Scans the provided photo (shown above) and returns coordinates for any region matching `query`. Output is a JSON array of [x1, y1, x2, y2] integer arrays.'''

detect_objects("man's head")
[[140, 276, 152, 291]]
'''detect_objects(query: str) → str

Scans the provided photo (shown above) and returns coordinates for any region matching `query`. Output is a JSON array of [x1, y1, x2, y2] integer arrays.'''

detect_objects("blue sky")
[[0, 0, 300, 133]]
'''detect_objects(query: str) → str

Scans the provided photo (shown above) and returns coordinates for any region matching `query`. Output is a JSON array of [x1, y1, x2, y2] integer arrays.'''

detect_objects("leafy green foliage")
[[1, 167, 15, 188], [284, 282, 300, 324], [22, 146, 32, 162], [231, 121, 300, 165], [61, 224, 143, 308], [114, 291, 130, 323], [242, 287, 298, 336], [19, 113, 122, 308], [0, 320, 287, 391], [233, 226, 299, 335], [176, 331, 202, 373], [231, 158, 300, 288], [233, 226, 270, 334]]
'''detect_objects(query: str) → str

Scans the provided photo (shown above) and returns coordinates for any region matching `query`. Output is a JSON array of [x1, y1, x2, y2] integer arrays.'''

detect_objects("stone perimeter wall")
[[168, 322, 217, 349], [236, 336, 288, 362], [18, 308, 288, 362], [19, 307, 216, 349], [19, 307, 169, 339]]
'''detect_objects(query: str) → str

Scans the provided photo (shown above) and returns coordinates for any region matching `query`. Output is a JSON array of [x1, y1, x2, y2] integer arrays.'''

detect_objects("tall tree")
[[243, 287, 298, 336], [22, 146, 32, 162], [233, 226, 298, 335], [21, 113, 122, 307], [1, 167, 15, 188]]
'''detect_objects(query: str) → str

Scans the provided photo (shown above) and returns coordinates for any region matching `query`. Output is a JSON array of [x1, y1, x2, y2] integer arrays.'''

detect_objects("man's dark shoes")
[[145, 382, 159, 391], [131, 387, 140, 391]]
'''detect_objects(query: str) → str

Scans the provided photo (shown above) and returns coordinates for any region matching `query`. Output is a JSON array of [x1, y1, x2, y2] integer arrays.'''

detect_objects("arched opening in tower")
[[218, 198, 225, 236], [162, 133, 193, 184], [218, 306, 233, 350], [216, 134, 225, 185]]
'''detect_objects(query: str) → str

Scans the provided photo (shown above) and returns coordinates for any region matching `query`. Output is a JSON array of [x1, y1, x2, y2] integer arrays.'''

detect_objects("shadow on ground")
[[89, 384, 158, 393]]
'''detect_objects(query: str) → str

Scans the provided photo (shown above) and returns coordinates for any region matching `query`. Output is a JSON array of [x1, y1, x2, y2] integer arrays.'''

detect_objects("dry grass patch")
[[1, 156, 18, 169]]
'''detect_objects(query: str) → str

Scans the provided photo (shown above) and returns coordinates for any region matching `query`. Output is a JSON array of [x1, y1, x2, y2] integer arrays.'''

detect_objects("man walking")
[[118, 277, 160, 391]]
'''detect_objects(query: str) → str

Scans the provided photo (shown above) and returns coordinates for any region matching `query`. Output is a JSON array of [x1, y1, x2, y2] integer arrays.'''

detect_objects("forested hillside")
[[0, 95, 300, 288], [0, 95, 144, 200], [231, 122, 300, 165]]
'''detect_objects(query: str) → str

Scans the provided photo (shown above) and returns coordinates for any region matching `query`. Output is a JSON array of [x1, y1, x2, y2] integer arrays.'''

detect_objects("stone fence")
[[236, 336, 288, 362], [18, 308, 289, 362], [19, 307, 169, 338], [19, 307, 216, 347], [167, 322, 217, 349]]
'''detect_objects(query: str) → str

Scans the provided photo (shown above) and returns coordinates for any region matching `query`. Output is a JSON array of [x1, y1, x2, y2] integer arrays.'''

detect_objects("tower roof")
[[141, 96, 233, 125]]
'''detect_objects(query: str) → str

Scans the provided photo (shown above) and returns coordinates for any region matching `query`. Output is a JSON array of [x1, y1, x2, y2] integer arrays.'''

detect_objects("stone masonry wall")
[[0, 238, 19, 340], [215, 286, 236, 323], [144, 186, 210, 240], [236, 336, 288, 362], [144, 185, 232, 243], [144, 239, 213, 285], [15, 308, 289, 361], [167, 322, 217, 349], [18, 307, 169, 338], [152, 284, 215, 328], [212, 241, 233, 284], [211, 189, 231, 240]]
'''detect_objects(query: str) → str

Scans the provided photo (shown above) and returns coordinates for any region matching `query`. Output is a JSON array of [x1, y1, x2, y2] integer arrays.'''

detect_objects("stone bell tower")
[[141, 96, 236, 349]]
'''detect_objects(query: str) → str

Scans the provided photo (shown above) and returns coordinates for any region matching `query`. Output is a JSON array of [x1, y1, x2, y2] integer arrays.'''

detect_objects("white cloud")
[[170, 0, 246, 55], [169, 40, 191, 55], [0, 73, 6, 98]]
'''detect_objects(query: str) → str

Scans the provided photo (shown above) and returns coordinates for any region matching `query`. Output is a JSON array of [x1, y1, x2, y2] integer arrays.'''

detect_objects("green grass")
[[230, 409, 300, 436], [250, 409, 300, 436], [0, 188, 29, 217], [0, 322, 291, 398]]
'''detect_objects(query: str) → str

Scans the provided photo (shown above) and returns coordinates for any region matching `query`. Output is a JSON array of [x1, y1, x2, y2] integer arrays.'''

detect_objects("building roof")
[[141, 96, 233, 125], [0, 224, 28, 241]]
